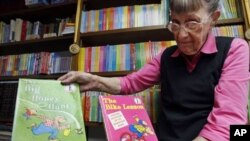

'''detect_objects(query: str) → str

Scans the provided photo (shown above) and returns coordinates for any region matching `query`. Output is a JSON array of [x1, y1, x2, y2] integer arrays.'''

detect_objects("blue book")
[[98, 9, 103, 31], [111, 45, 116, 71], [125, 44, 131, 71], [117, 7, 123, 29], [3, 24, 10, 43], [105, 45, 110, 72]]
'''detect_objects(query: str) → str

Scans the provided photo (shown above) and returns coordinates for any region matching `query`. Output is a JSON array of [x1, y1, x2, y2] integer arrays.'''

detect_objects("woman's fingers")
[[58, 71, 77, 84]]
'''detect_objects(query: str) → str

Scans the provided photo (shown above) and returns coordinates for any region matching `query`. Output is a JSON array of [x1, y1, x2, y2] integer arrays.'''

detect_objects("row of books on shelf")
[[80, 0, 241, 33], [0, 17, 74, 44], [0, 51, 72, 76], [25, 0, 75, 7], [83, 85, 160, 124], [219, 0, 241, 19], [0, 41, 175, 76], [78, 41, 176, 72], [212, 25, 244, 38], [81, 0, 169, 33], [0, 123, 12, 141]]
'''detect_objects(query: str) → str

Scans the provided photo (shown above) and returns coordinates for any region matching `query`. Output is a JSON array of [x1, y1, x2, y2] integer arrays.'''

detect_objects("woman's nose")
[[177, 27, 189, 40]]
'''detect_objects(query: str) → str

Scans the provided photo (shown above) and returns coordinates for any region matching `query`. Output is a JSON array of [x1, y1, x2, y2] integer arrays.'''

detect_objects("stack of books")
[[0, 124, 12, 141], [25, 0, 49, 7]]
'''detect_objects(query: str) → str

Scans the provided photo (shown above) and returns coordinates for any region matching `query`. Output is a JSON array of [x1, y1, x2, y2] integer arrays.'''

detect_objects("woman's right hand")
[[58, 71, 121, 94], [58, 71, 97, 92]]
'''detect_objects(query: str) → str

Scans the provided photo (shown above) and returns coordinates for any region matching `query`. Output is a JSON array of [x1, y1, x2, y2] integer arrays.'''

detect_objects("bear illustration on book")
[[120, 116, 155, 141], [23, 107, 84, 141]]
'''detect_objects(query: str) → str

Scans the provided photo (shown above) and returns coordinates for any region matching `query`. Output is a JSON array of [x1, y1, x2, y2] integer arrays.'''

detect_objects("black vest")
[[157, 37, 233, 141]]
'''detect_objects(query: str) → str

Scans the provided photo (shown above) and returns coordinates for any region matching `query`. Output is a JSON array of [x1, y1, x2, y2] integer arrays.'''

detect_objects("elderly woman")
[[58, 0, 250, 140]]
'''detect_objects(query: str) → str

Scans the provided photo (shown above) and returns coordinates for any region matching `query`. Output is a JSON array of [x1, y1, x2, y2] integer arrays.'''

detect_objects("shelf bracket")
[[69, 0, 83, 54]]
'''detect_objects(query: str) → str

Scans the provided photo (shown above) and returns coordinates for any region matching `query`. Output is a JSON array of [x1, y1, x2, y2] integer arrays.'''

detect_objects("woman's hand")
[[193, 136, 208, 141], [58, 71, 121, 94], [58, 71, 93, 84], [58, 71, 98, 92]]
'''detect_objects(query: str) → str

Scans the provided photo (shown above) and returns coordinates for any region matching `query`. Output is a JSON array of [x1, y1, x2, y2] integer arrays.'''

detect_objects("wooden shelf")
[[216, 18, 244, 26], [0, 36, 74, 55], [79, 18, 244, 47], [0, 36, 74, 47], [85, 0, 161, 10], [0, 2, 77, 22], [0, 71, 133, 81], [0, 74, 65, 81], [91, 71, 134, 77], [81, 25, 174, 46]]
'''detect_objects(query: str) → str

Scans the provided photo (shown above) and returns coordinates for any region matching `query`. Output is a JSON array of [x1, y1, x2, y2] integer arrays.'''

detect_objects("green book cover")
[[11, 78, 86, 141]]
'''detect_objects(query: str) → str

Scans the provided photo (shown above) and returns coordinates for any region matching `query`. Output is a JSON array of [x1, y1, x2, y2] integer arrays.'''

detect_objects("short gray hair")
[[170, 0, 219, 14]]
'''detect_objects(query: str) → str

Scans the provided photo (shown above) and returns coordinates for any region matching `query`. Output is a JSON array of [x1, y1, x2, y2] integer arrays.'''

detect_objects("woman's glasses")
[[167, 15, 212, 33], [167, 21, 204, 33]]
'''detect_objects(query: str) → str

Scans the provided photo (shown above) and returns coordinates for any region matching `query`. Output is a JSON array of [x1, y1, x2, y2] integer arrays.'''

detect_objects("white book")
[[9, 19, 15, 42], [14, 18, 23, 42]]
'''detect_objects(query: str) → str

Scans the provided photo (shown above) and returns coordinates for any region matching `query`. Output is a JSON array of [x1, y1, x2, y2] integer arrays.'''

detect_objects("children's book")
[[11, 78, 86, 141], [99, 95, 158, 141]]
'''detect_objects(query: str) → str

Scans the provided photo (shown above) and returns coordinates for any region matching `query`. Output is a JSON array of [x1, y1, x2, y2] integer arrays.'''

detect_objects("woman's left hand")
[[193, 136, 208, 141]]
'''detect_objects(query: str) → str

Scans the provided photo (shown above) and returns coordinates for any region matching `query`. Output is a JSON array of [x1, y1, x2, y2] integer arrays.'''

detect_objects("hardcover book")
[[99, 95, 158, 141], [12, 78, 86, 141]]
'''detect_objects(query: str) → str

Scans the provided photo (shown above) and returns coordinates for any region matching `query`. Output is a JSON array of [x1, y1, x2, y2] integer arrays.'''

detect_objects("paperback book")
[[12, 78, 86, 141], [99, 95, 158, 141]]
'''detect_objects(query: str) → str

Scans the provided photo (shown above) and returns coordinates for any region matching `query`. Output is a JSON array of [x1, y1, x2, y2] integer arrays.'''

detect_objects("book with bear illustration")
[[99, 95, 158, 141], [11, 78, 86, 141]]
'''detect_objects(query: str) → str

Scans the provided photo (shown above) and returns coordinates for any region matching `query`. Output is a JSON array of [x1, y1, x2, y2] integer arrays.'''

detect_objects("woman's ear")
[[212, 10, 221, 21]]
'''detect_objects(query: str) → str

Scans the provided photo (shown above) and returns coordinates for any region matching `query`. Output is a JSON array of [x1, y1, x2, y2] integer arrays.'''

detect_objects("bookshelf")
[[0, 0, 249, 140], [0, 3, 78, 55], [0, 0, 80, 124], [0, 1, 77, 21]]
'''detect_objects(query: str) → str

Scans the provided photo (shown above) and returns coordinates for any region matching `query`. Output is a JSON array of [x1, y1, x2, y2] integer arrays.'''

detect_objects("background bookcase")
[[0, 0, 249, 140]]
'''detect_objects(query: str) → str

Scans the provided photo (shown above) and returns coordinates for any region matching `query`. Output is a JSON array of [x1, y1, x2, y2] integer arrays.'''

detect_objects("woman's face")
[[170, 8, 212, 55]]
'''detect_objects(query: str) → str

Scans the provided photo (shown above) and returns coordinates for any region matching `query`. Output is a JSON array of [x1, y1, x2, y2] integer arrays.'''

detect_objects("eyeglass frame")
[[167, 14, 213, 33]]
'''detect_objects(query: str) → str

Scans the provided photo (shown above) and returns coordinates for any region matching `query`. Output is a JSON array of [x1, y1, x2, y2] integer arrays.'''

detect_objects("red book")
[[130, 43, 136, 71], [84, 92, 90, 122], [99, 95, 158, 141], [21, 20, 27, 41]]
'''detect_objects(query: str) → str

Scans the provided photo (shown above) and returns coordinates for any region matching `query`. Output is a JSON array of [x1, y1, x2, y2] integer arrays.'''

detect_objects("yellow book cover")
[[94, 10, 99, 32], [78, 47, 85, 71], [123, 6, 129, 29], [116, 44, 121, 71], [95, 46, 100, 72]]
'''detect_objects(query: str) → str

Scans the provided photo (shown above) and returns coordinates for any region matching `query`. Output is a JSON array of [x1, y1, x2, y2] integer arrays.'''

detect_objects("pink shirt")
[[119, 33, 250, 141]]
